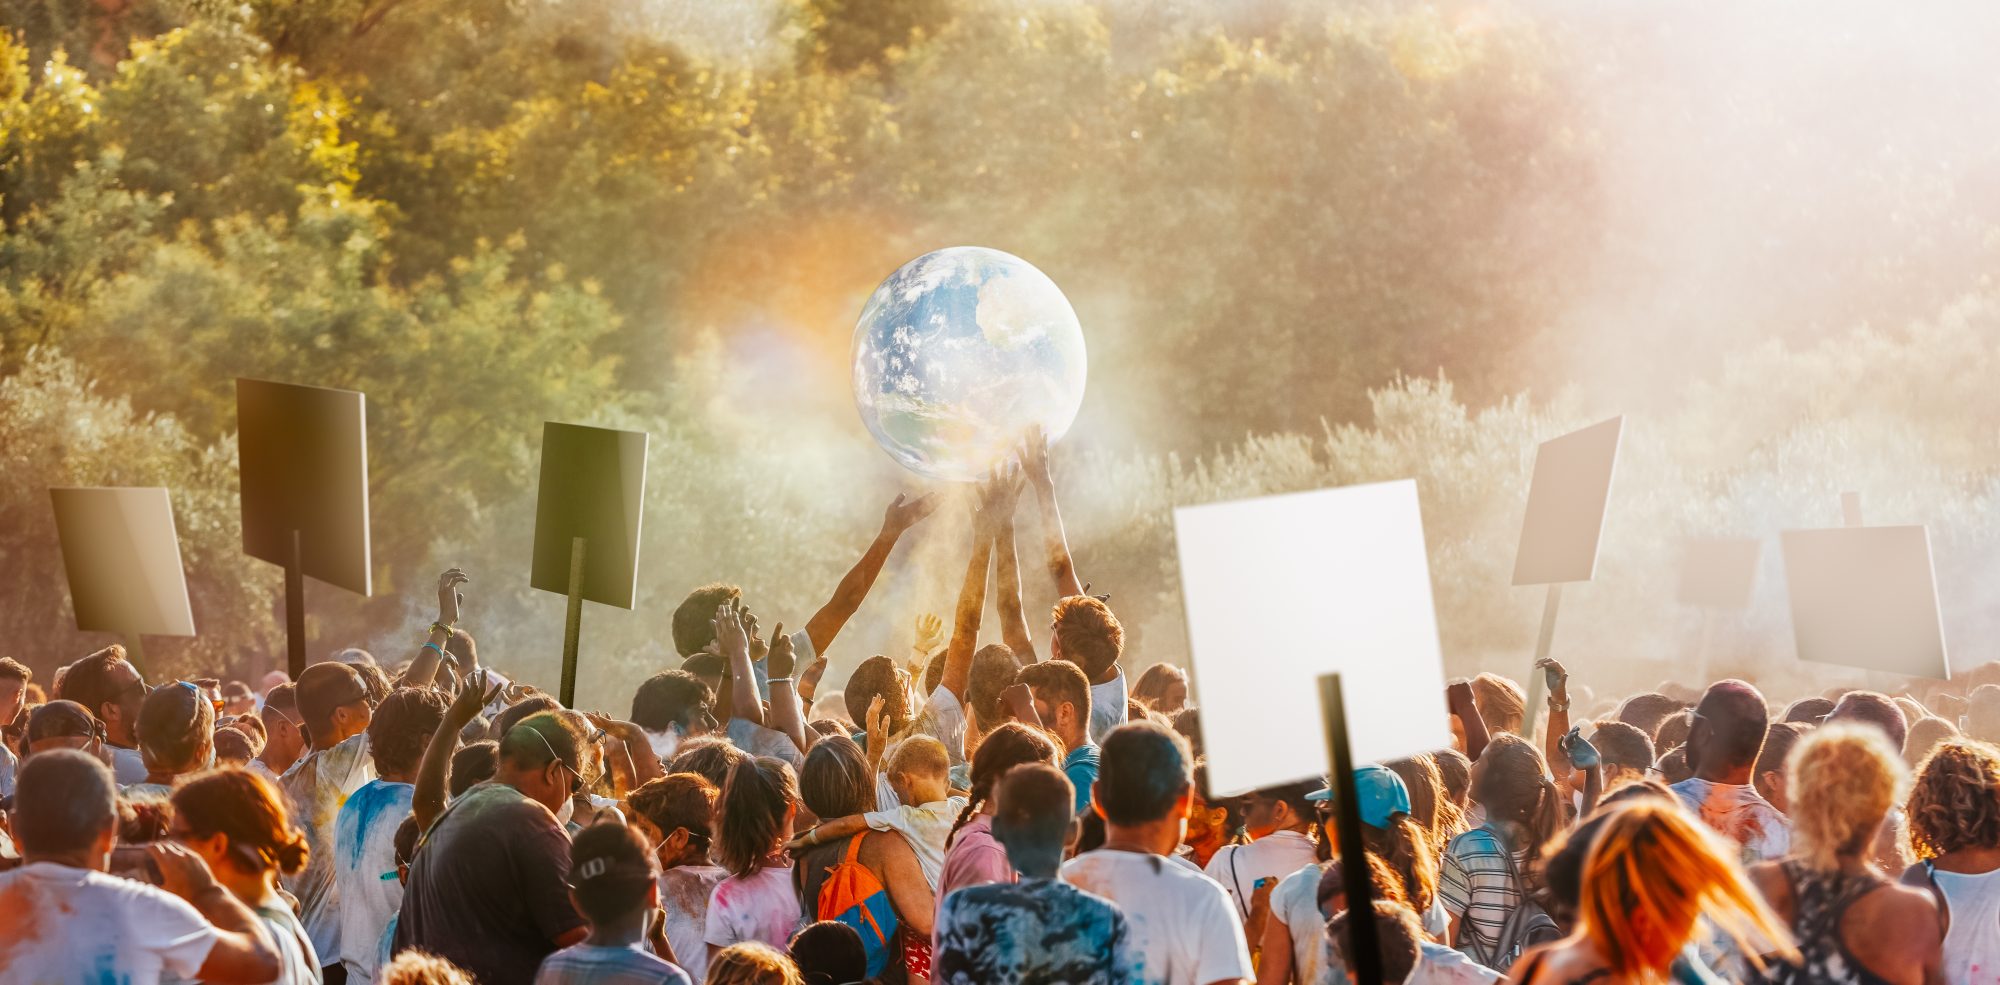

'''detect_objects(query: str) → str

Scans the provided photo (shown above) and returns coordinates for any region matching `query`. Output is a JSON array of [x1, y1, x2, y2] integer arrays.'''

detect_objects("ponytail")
[[948, 722, 1061, 850], [1362, 814, 1437, 913]]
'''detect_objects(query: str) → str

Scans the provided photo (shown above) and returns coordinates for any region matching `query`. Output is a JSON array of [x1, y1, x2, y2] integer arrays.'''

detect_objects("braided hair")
[[947, 722, 1062, 849]]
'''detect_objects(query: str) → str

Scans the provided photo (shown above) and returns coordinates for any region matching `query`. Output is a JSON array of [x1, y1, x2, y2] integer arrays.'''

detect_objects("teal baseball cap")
[[1304, 764, 1412, 829]]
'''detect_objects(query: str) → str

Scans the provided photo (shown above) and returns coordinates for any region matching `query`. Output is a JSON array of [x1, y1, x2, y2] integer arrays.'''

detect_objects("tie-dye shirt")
[[934, 878, 1133, 985], [281, 732, 377, 962], [1671, 778, 1790, 865]]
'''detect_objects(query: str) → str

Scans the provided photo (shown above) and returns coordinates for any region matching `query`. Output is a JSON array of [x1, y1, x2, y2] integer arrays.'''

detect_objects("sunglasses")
[[526, 726, 584, 788]]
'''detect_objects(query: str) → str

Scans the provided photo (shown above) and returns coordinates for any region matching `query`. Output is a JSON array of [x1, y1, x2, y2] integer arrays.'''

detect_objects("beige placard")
[[1512, 416, 1624, 586], [1678, 537, 1762, 610], [1780, 525, 1949, 680], [1174, 479, 1451, 797], [51, 487, 196, 637], [236, 378, 372, 595]]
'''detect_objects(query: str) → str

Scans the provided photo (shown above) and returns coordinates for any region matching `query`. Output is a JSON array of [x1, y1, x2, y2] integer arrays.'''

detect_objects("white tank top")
[[1930, 864, 2000, 983]]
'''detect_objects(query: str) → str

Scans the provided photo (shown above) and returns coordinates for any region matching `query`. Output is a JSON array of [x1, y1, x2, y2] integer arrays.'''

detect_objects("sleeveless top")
[[1757, 859, 1896, 985], [1924, 862, 2000, 983], [1516, 951, 1611, 985]]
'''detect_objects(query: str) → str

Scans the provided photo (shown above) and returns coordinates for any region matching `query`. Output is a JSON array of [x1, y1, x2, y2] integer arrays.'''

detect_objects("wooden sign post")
[[1512, 417, 1624, 738], [1318, 672, 1381, 984], [531, 422, 649, 706], [237, 379, 373, 679]]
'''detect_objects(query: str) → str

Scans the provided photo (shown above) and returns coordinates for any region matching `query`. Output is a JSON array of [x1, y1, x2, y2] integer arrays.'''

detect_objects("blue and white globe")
[[852, 247, 1088, 482]]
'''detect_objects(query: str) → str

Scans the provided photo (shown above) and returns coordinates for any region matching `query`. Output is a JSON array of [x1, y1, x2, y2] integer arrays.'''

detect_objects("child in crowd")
[[705, 942, 803, 985], [627, 773, 726, 982], [533, 822, 693, 985], [705, 758, 803, 959], [933, 762, 1132, 984], [789, 734, 966, 890], [787, 922, 867, 985]]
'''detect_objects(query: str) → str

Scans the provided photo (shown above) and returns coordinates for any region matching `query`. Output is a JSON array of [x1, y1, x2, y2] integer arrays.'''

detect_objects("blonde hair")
[[887, 733, 949, 779], [706, 942, 803, 985], [1907, 739, 2000, 861], [1787, 723, 1907, 869], [1581, 801, 1795, 980], [1471, 673, 1526, 735], [380, 951, 475, 985]]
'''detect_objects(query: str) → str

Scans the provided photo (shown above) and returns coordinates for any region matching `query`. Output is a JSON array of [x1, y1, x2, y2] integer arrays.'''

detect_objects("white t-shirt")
[[252, 895, 325, 985], [1929, 865, 2000, 985], [1670, 778, 1790, 865], [280, 732, 377, 962], [112, 744, 149, 785], [0, 742, 16, 798], [661, 865, 726, 982], [1408, 942, 1504, 985], [912, 685, 969, 766], [703, 864, 800, 952], [0, 861, 219, 982], [865, 795, 970, 890], [333, 777, 413, 981], [1089, 671, 1128, 745], [1204, 830, 1319, 921], [1061, 849, 1254, 985], [1271, 862, 1335, 985]]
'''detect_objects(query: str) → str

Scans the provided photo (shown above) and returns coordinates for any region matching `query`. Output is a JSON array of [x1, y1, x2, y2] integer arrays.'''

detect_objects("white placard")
[[1678, 537, 1762, 610], [1780, 525, 1949, 680], [1174, 479, 1451, 797], [1512, 417, 1623, 586]]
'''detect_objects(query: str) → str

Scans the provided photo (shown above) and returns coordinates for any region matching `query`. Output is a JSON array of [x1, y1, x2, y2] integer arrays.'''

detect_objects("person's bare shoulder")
[[1857, 882, 1942, 941]]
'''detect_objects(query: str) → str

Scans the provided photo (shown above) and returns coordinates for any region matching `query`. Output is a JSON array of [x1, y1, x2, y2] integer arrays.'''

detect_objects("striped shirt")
[[533, 942, 693, 985], [1438, 826, 1525, 967]]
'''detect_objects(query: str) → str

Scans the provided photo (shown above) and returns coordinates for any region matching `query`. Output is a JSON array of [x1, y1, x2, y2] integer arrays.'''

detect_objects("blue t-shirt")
[[934, 878, 1131, 985], [533, 942, 692, 985], [1064, 743, 1101, 816]]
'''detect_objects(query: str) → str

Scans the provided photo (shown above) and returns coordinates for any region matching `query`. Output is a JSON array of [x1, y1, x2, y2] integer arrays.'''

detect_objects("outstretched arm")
[[765, 625, 810, 754], [716, 604, 763, 728], [1447, 680, 1490, 762], [803, 494, 938, 657], [941, 469, 1012, 702], [994, 480, 1037, 662], [1019, 425, 1083, 598], [402, 569, 468, 689], [787, 813, 870, 852], [415, 670, 498, 832], [1537, 658, 1576, 788]]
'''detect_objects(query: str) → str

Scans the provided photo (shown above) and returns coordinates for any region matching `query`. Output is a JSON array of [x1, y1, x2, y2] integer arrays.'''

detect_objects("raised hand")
[[712, 603, 749, 662], [976, 461, 1026, 532], [450, 669, 502, 726], [437, 568, 469, 627], [767, 622, 796, 678], [148, 841, 221, 903], [912, 613, 945, 656], [1018, 424, 1054, 489], [1535, 657, 1569, 703], [882, 493, 940, 535]]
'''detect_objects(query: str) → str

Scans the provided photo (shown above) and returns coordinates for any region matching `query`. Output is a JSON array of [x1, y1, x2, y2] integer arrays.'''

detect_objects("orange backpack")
[[815, 834, 901, 978]]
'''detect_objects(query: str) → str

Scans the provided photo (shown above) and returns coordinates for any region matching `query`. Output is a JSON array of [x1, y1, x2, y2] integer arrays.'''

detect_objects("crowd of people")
[[3, 433, 2000, 985]]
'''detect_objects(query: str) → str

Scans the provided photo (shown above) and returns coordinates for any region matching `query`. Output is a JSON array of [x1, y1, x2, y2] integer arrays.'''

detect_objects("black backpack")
[[1491, 835, 1562, 965]]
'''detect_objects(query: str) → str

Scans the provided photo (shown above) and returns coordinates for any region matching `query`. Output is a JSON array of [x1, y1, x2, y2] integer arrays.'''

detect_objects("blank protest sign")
[[1174, 479, 1450, 797], [236, 378, 372, 595], [1780, 525, 1949, 680], [51, 487, 197, 637], [1678, 537, 1762, 609], [1512, 417, 1623, 587], [530, 422, 649, 609]]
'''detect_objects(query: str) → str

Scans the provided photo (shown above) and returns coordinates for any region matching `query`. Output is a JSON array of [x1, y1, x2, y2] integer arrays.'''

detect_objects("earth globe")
[[852, 247, 1088, 482]]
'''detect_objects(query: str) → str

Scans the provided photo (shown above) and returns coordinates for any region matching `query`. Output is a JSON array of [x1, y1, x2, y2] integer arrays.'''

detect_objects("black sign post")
[[1319, 672, 1381, 985]]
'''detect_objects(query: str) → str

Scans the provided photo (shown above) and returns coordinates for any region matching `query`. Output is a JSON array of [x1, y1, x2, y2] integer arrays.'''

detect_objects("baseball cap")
[[1304, 764, 1412, 829], [26, 700, 102, 743]]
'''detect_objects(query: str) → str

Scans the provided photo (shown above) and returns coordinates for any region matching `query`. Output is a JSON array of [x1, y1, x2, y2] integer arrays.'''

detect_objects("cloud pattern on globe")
[[853, 247, 1088, 482]]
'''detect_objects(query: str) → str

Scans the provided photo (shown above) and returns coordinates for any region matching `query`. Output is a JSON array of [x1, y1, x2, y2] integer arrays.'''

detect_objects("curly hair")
[[1051, 595, 1124, 681], [672, 583, 742, 657], [368, 688, 449, 777], [1787, 723, 1907, 869], [1906, 739, 2000, 861]]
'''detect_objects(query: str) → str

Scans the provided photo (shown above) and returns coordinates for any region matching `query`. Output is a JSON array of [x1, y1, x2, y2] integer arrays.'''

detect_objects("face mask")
[[646, 727, 681, 763], [555, 796, 576, 827]]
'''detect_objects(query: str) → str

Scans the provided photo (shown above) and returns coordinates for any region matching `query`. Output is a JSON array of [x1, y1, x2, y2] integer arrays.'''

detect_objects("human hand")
[[148, 841, 221, 902], [767, 623, 795, 678], [913, 613, 945, 656], [1018, 425, 1054, 489], [1560, 727, 1600, 770], [865, 695, 888, 748], [451, 670, 503, 725], [1000, 682, 1038, 723], [584, 711, 644, 744], [1535, 657, 1569, 702], [976, 461, 1025, 533], [712, 604, 749, 662], [743, 610, 768, 663], [1445, 680, 1474, 714], [437, 568, 469, 627], [882, 493, 940, 535]]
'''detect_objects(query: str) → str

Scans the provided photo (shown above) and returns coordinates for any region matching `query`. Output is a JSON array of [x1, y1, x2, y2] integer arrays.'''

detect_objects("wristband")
[[421, 642, 445, 656], [768, 677, 794, 686], [430, 621, 455, 637]]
